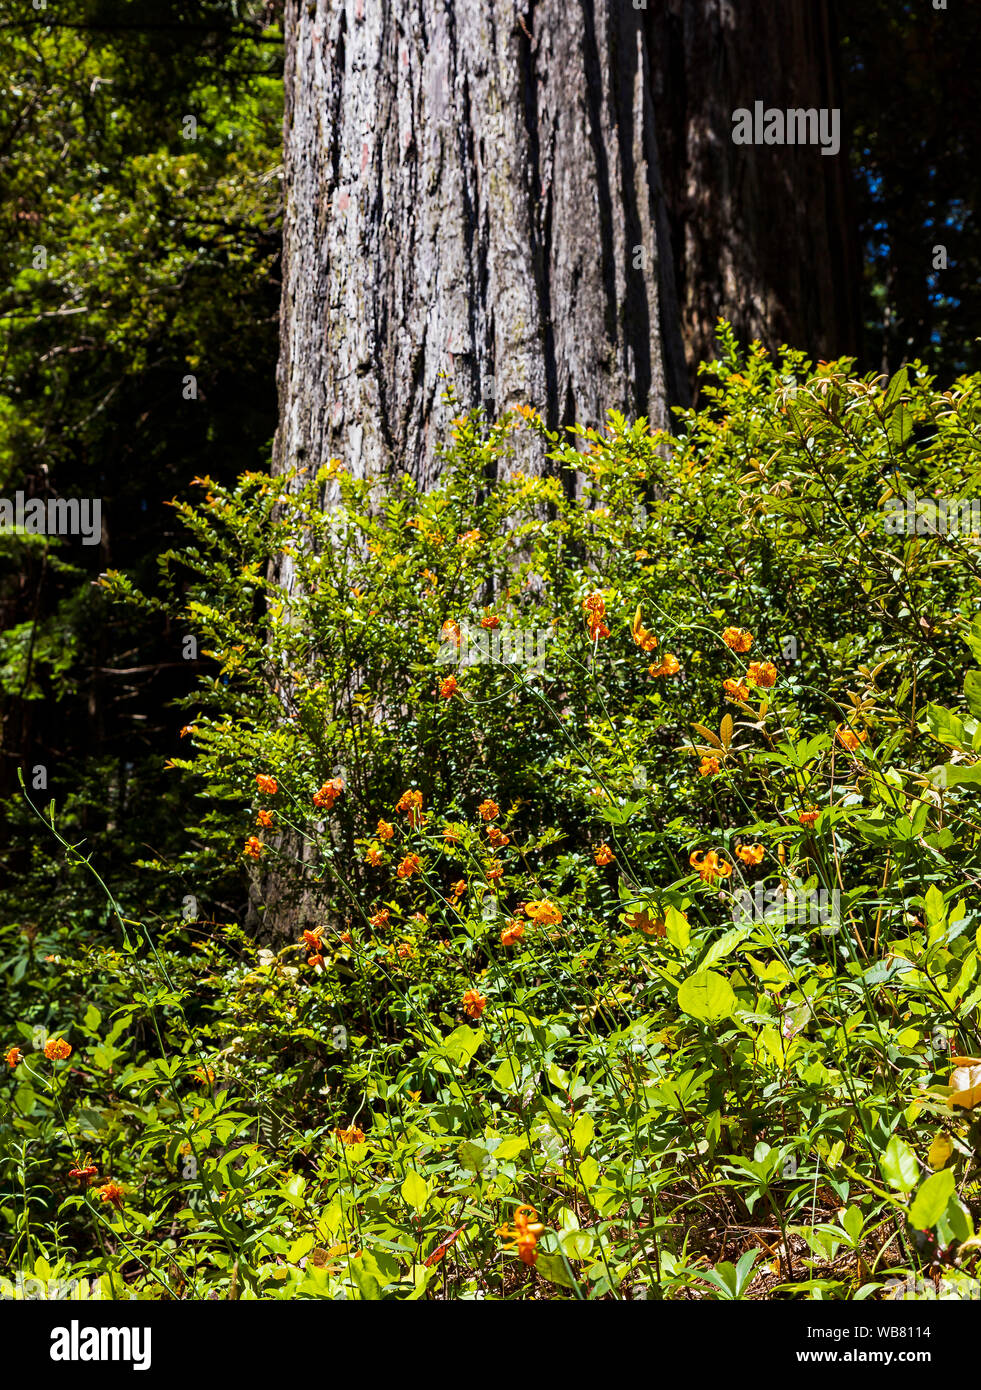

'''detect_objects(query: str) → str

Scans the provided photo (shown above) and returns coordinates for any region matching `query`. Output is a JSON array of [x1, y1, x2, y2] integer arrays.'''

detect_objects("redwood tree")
[[648, 0, 860, 382], [274, 0, 859, 490]]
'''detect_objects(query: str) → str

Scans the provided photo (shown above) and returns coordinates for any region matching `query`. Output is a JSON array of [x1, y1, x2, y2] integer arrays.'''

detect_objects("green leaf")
[[533, 1252, 576, 1289], [882, 365, 909, 413], [886, 401, 913, 448], [700, 924, 754, 971], [492, 1135, 528, 1162], [923, 884, 946, 930], [922, 703, 973, 751], [880, 1136, 919, 1193], [941, 764, 981, 787], [785, 401, 809, 439], [964, 671, 981, 719], [571, 1110, 594, 1152], [944, 1196, 974, 1245], [401, 1169, 430, 1212], [76, 1107, 107, 1134], [840, 1205, 864, 1243], [13, 1086, 36, 1116], [701, 1262, 738, 1299], [279, 1174, 306, 1211], [348, 1255, 384, 1301], [561, 1227, 595, 1260], [408, 1264, 439, 1300], [963, 617, 981, 665], [677, 970, 737, 1024], [664, 905, 690, 952], [579, 1156, 599, 1189], [457, 1141, 490, 1174], [439, 1025, 484, 1068], [288, 1232, 315, 1264], [492, 1057, 521, 1092], [909, 1169, 956, 1230]]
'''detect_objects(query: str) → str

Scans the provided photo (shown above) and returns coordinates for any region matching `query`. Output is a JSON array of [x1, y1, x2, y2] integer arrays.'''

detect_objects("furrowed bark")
[[274, 0, 687, 494]]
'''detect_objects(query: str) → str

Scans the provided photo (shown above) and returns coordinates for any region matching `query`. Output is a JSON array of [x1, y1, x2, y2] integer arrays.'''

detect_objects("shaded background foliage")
[[838, 0, 981, 378], [0, 0, 979, 926], [0, 0, 282, 916]]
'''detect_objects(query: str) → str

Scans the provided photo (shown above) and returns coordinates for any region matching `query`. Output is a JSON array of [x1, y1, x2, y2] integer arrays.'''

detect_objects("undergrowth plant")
[[4, 329, 981, 1300]]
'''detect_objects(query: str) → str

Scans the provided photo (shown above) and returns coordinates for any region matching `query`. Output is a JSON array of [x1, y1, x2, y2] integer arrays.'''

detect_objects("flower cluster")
[[396, 789, 424, 828], [313, 775, 345, 809]]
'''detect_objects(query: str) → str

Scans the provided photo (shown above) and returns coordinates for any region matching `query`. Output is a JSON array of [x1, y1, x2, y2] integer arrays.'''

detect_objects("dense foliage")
[[0, 1, 281, 902], [4, 337, 981, 1299], [1, 0, 973, 920], [2, 0, 979, 1307]]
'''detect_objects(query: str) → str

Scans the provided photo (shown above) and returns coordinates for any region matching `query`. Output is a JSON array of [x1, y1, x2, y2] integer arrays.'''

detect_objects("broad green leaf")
[[840, 1205, 864, 1243], [944, 1197, 974, 1245], [880, 1135, 918, 1193], [909, 1169, 956, 1229], [886, 401, 913, 448], [76, 1107, 107, 1133], [457, 1141, 490, 1174], [924, 884, 946, 930], [319, 1200, 344, 1238], [533, 1252, 576, 1289], [700, 924, 754, 971], [401, 1170, 430, 1212], [13, 1086, 36, 1115], [440, 1025, 484, 1067], [561, 1227, 595, 1260], [965, 670, 981, 718], [349, 1254, 384, 1300], [664, 905, 690, 952], [677, 970, 736, 1023], [746, 955, 790, 993], [492, 1135, 528, 1162], [923, 703, 973, 751], [579, 1156, 599, 1189], [288, 1232, 315, 1264], [882, 364, 909, 413], [571, 1110, 594, 1152], [942, 764, 981, 788], [927, 1132, 953, 1170], [492, 1057, 522, 1092]]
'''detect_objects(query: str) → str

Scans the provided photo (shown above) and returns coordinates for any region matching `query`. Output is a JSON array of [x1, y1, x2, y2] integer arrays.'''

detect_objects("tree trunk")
[[274, 1, 860, 493], [647, 0, 861, 389], [274, 0, 689, 493]]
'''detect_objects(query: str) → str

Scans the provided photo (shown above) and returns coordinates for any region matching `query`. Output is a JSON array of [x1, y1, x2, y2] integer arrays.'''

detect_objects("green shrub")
[[4, 330, 981, 1300]]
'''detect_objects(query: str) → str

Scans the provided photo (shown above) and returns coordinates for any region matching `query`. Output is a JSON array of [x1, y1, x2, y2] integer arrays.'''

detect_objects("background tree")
[[648, 0, 860, 385], [836, 0, 981, 377]]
